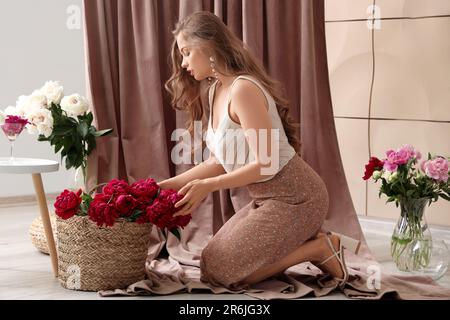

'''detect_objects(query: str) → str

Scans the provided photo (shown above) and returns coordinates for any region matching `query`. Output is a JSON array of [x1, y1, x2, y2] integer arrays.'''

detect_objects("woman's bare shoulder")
[[230, 78, 268, 112]]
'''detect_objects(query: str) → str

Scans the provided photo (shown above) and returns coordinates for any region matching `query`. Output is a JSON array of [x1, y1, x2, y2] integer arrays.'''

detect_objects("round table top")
[[0, 157, 59, 174]]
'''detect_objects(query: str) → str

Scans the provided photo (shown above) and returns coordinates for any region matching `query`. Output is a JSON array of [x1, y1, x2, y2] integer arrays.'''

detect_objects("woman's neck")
[[215, 74, 239, 89]]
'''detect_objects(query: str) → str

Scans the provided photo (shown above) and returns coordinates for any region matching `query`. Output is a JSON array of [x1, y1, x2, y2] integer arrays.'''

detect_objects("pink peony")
[[383, 144, 420, 172], [4, 115, 29, 125], [423, 157, 449, 182]]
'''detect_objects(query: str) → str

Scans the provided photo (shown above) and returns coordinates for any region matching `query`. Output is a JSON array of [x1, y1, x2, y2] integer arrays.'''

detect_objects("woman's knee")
[[200, 241, 237, 286]]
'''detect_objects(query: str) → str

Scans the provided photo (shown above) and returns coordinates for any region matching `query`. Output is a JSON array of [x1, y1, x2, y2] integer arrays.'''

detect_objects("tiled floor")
[[1, 203, 449, 300]]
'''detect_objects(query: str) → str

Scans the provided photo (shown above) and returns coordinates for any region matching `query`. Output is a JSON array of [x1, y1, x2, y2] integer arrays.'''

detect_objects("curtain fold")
[[82, 0, 450, 299]]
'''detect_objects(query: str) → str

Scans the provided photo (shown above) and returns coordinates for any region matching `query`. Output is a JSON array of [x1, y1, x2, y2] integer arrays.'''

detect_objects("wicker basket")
[[56, 215, 152, 291], [29, 213, 58, 255]]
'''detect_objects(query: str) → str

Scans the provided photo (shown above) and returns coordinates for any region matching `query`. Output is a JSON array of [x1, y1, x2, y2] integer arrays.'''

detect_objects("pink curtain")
[[83, 0, 450, 299]]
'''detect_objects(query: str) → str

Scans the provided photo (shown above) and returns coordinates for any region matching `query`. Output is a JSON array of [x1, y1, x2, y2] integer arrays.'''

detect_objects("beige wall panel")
[[335, 118, 369, 216], [371, 18, 450, 121], [326, 22, 372, 117], [376, 0, 450, 18], [367, 120, 450, 226], [325, 0, 374, 21]]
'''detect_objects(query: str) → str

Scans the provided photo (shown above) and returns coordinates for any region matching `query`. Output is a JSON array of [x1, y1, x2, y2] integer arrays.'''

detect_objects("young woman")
[[159, 11, 360, 291]]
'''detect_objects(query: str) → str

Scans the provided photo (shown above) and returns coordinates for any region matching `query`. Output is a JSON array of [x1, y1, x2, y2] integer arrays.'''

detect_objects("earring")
[[208, 56, 218, 84]]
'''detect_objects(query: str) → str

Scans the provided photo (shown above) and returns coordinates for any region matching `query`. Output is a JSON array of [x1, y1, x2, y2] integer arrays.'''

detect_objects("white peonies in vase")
[[1, 81, 113, 186]]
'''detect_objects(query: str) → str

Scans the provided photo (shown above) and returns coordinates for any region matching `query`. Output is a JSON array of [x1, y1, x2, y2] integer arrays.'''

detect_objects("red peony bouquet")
[[54, 178, 191, 239]]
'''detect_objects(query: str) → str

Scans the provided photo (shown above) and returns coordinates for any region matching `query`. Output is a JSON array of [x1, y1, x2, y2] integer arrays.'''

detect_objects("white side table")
[[0, 157, 59, 277]]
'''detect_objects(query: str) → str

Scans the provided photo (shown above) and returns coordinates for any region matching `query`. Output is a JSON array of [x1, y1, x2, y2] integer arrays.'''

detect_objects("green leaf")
[[126, 210, 143, 222], [67, 117, 78, 125], [73, 153, 84, 168], [37, 134, 49, 142], [77, 121, 89, 139], [65, 156, 73, 170], [86, 137, 96, 155], [92, 128, 113, 137], [439, 193, 450, 201], [54, 141, 64, 153], [79, 202, 89, 216], [169, 228, 181, 240], [52, 125, 74, 136], [65, 149, 78, 170], [86, 112, 93, 126], [81, 192, 93, 203]]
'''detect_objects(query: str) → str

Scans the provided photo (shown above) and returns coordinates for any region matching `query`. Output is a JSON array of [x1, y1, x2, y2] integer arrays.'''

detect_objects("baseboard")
[[0, 193, 58, 208], [358, 215, 450, 243]]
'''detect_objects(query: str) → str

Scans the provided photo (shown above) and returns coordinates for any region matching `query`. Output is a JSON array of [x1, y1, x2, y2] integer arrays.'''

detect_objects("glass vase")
[[406, 239, 450, 280], [68, 165, 87, 192], [391, 197, 432, 271]]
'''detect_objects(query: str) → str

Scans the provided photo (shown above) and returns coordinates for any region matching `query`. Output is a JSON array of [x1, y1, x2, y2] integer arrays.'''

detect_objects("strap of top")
[[208, 75, 272, 120], [225, 75, 271, 111]]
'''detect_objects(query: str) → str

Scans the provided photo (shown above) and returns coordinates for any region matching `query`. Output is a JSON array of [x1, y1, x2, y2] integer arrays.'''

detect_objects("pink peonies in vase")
[[363, 144, 450, 205], [54, 178, 191, 239]]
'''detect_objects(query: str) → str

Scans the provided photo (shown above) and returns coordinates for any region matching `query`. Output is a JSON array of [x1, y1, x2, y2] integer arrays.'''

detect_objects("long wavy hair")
[[165, 11, 301, 158]]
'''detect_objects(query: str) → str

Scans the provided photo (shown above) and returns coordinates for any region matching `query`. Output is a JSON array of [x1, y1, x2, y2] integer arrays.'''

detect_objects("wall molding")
[[0, 193, 58, 208]]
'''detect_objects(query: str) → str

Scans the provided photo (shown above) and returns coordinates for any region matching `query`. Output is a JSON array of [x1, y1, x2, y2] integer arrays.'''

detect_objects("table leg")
[[32, 173, 58, 277]]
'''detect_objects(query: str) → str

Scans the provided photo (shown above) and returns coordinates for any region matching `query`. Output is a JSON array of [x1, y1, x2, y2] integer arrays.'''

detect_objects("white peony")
[[60, 94, 89, 118], [40, 81, 64, 105], [26, 108, 53, 137], [0, 110, 4, 125], [28, 90, 49, 109], [15, 96, 32, 117], [4, 105, 22, 116]]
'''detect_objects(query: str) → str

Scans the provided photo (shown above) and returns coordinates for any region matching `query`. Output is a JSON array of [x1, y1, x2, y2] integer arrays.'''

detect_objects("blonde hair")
[[165, 11, 301, 157]]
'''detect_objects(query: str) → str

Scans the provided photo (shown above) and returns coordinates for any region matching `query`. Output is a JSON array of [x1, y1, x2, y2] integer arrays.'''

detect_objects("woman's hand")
[[173, 179, 215, 217]]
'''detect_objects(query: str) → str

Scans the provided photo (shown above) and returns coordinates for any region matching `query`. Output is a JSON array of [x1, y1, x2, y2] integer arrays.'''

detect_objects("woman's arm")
[[158, 152, 226, 191], [172, 79, 276, 216]]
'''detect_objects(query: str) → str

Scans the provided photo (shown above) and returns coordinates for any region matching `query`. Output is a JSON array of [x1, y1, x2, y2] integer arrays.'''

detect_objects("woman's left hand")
[[173, 179, 215, 217]]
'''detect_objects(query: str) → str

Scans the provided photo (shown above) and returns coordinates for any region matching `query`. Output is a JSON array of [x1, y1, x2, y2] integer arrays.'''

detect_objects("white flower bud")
[[372, 170, 382, 180], [388, 171, 399, 183], [382, 171, 391, 180]]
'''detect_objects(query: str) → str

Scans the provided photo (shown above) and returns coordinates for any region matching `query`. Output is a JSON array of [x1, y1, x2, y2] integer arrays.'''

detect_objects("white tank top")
[[205, 75, 296, 183]]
